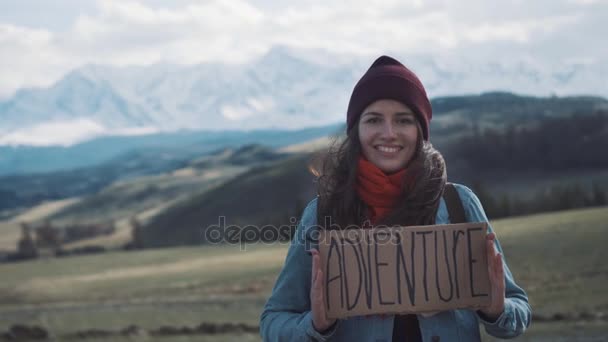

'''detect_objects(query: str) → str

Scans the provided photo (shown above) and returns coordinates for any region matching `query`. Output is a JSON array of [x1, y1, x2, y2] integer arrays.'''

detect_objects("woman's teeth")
[[376, 146, 401, 153]]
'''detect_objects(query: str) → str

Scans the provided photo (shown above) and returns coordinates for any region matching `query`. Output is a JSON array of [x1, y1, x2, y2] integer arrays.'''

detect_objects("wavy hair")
[[312, 117, 447, 230]]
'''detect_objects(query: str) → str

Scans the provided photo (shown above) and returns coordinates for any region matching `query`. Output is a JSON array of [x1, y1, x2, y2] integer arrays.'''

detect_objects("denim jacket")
[[260, 184, 531, 341]]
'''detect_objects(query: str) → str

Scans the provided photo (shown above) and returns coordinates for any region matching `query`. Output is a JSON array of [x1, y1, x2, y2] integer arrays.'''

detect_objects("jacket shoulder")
[[447, 183, 478, 204], [449, 183, 489, 222], [301, 197, 318, 223]]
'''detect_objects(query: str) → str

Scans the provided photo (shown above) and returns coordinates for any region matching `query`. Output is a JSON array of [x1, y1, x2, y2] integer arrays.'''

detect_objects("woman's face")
[[357, 99, 419, 174]]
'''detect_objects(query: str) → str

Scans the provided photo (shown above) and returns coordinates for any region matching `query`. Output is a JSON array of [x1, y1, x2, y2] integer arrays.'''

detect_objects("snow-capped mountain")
[[0, 45, 606, 146]]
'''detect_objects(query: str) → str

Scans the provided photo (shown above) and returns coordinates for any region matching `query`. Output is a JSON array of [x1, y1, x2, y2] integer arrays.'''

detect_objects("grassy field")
[[0, 206, 607, 341]]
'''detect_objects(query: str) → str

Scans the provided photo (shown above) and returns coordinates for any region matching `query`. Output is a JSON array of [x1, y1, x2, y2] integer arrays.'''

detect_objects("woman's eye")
[[366, 117, 380, 124], [398, 118, 414, 125]]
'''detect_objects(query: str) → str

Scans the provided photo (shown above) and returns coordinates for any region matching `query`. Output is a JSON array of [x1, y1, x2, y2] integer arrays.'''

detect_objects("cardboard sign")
[[318, 222, 491, 319]]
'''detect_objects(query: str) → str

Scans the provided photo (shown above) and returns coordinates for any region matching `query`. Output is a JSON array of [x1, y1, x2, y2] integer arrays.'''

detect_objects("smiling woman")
[[260, 55, 531, 342]]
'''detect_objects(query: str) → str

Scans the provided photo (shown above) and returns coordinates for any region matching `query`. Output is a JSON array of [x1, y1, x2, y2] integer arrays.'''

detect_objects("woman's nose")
[[382, 122, 397, 138]]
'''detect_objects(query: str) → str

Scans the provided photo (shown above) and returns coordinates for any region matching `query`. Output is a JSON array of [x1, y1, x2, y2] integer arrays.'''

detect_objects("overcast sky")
[[0, 0, 606, 99]]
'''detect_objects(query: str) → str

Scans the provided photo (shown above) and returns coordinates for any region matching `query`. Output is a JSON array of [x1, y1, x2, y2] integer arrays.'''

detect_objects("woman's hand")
[[479, 232, 506, 321], [310, 249, 337, 333]]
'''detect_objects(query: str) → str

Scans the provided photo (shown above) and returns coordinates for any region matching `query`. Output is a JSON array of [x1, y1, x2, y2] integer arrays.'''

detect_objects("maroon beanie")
[[346, 55, 432, 140]]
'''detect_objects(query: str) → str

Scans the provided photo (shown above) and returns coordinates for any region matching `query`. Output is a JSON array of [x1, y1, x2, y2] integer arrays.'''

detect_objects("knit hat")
[[346, 55, 432, 140]]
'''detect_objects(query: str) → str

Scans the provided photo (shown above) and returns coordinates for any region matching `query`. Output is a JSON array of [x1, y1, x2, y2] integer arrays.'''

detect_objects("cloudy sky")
[[0, 0, 606, 99]]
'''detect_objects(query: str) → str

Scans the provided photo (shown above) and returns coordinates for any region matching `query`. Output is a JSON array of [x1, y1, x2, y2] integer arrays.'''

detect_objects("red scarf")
[[356, 157, 411, 224]]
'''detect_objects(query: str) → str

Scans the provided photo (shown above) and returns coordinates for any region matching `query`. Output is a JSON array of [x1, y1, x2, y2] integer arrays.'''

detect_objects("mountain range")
[[1, 45, 607, 147]]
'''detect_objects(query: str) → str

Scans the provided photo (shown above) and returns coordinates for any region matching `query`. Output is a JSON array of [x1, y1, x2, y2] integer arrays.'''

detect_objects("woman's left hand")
[[479, 232, 505, 321]]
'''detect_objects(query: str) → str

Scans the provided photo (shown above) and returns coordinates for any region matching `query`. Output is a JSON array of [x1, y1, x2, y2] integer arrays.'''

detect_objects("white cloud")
[[568, 0, 606, 4], [0, 118, 160, 147], [247, 97, 275, 112], [0, 118, 107, 146], [0, 24, 67, 98], [221, 105, 254, 121], [0, 0, 605, 98], [461, 14, 581, 44]]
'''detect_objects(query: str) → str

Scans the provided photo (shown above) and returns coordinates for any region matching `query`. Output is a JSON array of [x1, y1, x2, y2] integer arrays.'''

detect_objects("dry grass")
[[0, 242, 288, 305], [1, 206, 607, 341], [0, 198, 82, 250], [16, 247, 285, 296], [278, 136, 333, 153], [0, 166, 251, 251], [8, 198, 81, 224]]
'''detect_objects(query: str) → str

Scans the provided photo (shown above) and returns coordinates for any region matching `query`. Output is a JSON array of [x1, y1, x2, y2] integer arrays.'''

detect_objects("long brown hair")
[[312, 116, 446, 230]]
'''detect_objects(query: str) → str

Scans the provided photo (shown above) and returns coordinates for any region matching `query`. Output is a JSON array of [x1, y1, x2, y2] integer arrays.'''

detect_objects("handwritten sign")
[[318, 222, 491, 319]]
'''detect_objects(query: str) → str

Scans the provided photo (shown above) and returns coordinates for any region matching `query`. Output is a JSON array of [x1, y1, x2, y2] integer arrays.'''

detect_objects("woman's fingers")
[[316, 269, 324, 305], [482, 232, 506, 318], [310, 249, 337, 332], [486, 233, 504, 287], [486, 233, 499, 281], [491, 253, 501, 285], [486, 234, 496, 298], [495, 252, 505, 287], [493, 252, 505, 312], [311, 249, 319, 287], [310, 250, 323, 312], [486, 232, 496, 256]]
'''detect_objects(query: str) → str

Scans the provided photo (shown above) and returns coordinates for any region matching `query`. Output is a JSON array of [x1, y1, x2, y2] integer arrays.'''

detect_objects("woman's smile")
[[375, 144, 403, 154], [358, 99, 419, 174]]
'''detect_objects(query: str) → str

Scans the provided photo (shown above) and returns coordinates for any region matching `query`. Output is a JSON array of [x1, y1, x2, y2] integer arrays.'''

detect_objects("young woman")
[[260, 56, 531, 341]]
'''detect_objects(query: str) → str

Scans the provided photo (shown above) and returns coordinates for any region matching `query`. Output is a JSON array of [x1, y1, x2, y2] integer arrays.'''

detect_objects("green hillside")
[[140, 153, 317, 247]]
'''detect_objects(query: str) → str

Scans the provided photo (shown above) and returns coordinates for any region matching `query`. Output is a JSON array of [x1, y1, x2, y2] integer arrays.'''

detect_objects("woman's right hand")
[[310, 249, 337, 333]]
